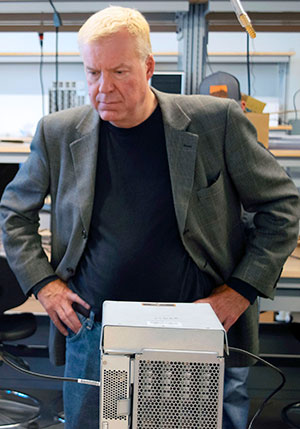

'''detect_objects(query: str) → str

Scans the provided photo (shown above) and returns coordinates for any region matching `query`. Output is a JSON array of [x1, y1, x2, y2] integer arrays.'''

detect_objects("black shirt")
[[70, 106, 215, 312]]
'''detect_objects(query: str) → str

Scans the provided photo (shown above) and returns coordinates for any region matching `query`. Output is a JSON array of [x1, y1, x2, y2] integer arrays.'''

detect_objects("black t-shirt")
[[70, 106, 215, 312]]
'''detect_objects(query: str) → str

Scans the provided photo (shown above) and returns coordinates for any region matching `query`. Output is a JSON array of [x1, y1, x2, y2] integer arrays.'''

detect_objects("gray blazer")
[[1, 89, 299, 366]]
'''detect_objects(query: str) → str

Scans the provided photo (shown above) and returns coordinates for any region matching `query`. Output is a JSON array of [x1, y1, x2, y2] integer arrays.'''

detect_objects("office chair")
[[0, 256, 41, 428], [0, 164, 19, 200], [199, 71, 241, 102], [281, 321, 300, 428]]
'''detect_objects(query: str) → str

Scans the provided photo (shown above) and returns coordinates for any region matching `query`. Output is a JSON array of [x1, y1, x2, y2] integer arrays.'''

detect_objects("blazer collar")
[[152, 87, 191, 131], [75, 105, 100, 136], [69, 106, 100, 232]]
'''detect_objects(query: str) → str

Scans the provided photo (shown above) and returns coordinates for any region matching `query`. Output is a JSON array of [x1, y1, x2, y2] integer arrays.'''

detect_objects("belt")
[[72, 302, 102, 322]]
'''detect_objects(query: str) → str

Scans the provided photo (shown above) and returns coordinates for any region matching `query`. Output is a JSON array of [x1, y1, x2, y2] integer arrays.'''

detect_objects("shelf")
[[0, 1, 189, 33], [270, 125, 293, 131], [208, 51, 294, 64]]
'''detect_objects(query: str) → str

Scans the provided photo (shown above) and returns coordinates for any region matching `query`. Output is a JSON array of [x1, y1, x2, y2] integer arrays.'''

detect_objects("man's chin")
[[98, 109, 118, 122], [98, 110, 126, 127]]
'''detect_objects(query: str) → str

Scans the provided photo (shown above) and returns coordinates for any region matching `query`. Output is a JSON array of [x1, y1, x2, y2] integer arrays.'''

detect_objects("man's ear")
[[145, 54, 155, 80], [241, 100, 247, 112]]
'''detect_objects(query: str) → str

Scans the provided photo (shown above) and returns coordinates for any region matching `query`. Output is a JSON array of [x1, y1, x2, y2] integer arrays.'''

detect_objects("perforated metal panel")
[[133, 351, 223, 429], [103, 369, 128, 420], [100, 354, 131, 429]]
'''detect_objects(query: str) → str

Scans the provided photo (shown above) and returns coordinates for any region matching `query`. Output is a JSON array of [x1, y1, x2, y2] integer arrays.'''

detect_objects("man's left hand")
[[194, 284, 250, 331]]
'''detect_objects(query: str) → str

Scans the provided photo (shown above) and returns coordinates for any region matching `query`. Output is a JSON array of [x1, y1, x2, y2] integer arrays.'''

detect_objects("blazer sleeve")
[[224, 100, 300, 298], [0, 117, 56, 295]]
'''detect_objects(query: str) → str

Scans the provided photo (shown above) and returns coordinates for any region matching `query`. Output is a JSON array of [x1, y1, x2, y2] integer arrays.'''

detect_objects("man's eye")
[[87, 70, 99, 78]]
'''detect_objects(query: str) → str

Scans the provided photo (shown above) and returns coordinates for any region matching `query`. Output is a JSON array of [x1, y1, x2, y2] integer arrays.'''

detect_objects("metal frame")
[[177, 3, 209, 94]]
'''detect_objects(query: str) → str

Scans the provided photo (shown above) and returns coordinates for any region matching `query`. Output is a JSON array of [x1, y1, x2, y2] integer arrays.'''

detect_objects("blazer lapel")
[[154, 89, 199, 235], [69, 108, 100, 233]]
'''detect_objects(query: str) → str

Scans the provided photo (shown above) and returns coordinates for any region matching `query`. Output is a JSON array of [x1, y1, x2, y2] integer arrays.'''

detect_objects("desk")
[[1, 141, 299, 164], [269, 147, 300, 192], [9, 295, 46, 315], [1, 229, 51, 315], [270, 149, 300, 168], [1, 136, 300, 159], [260, 244, 300, 312], [0, 142, 30, 163]]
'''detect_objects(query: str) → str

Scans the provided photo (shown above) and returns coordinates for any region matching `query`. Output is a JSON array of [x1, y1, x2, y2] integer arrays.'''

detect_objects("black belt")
[[72, 302, 102, 322]]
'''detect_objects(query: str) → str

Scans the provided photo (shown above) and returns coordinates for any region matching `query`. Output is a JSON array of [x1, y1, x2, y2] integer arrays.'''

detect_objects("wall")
[[0, 29, 299, 137], [0, 32, 178, 137]]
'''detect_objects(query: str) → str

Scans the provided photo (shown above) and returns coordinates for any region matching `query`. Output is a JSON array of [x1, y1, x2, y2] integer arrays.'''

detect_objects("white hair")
[[78, 6, 152, 60]]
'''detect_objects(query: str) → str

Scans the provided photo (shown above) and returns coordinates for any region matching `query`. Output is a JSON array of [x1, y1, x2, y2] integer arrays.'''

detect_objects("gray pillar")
[[177, 3, 209, 95]]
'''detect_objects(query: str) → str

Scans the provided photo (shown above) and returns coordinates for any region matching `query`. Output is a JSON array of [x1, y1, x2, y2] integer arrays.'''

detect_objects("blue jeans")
[[63, 311, 102, 429], [63, 313, 249, 429], [223, 367, 250, 429]]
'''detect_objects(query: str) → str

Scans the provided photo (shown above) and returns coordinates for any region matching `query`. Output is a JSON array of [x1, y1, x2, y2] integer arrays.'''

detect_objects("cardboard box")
[[243, 95, 266, 113], [259, 311, 274, 324], [245, 112, 270, 148]]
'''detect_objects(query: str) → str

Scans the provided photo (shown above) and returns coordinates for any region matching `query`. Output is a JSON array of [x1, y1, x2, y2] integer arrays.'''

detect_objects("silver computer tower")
[[99, 301, 226, 429]]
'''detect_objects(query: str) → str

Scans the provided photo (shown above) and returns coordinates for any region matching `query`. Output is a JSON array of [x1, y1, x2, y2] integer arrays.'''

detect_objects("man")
[[1, 6, 299, 429]]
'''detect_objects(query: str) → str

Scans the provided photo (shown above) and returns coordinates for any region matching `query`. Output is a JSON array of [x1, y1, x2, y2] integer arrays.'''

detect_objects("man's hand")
[[194, 284, 250, 331], [37, 279, 90, 336]]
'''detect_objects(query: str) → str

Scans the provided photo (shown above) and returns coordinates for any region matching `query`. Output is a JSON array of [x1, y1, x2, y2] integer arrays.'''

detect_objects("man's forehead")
[[82, 41, 142, 69], [85, 61, 131, 71]]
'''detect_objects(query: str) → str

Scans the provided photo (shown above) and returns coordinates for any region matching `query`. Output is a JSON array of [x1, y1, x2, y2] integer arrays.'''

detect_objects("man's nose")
[[98, 73, 114, 93]]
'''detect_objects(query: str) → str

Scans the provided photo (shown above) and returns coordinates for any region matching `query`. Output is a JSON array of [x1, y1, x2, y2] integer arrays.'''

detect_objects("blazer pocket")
[[196, 171, 240, 224], [194, 171, 243, 262], [196, 172, 227, 223]]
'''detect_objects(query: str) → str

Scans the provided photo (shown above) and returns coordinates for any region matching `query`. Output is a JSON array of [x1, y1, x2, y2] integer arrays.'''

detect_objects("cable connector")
[[239, 13, 256, 39], [230, 0, 256, 39], [49, 0, 62, 28], [78, 378, 101, 387], [38, 32, 44, 48]]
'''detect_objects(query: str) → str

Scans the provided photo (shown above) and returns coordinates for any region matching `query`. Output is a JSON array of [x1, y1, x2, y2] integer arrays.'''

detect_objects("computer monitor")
[[150, 72, 185, 94]]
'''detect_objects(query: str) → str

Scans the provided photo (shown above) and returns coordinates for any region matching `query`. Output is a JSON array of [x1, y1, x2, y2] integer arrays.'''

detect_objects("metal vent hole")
[[136, 360, 220, 429], [103, 369, 128, 421]]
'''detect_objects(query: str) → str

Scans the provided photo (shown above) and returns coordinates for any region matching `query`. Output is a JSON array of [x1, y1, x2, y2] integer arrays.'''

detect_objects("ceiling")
[[0, 0, 300, 32]]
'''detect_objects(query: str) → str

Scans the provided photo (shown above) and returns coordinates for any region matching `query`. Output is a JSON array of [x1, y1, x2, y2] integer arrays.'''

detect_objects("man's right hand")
[[37, 279, 91, 336]]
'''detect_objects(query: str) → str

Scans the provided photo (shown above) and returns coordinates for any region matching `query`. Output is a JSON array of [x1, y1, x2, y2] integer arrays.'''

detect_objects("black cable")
[[38, 33, 45, 117], [0, 351, 100, 387], [48, 0, 62, 112], [55, 27, 59, 112], [0, 345, 286, 425], [1, 351, 76, 383], [246, 33, 251, 96], [229, 346, 286, 429]]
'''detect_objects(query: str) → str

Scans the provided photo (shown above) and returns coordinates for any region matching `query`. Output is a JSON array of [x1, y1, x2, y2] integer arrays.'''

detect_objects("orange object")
[[209, 84, 228, 98]]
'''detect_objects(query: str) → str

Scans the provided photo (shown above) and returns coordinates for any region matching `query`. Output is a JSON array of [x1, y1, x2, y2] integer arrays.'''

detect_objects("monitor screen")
[[150, 72, 185, 94]]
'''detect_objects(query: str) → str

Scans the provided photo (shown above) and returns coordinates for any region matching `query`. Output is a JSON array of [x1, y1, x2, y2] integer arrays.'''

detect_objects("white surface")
[[102, 301, 224, 331], [101, 302, 226, 360]]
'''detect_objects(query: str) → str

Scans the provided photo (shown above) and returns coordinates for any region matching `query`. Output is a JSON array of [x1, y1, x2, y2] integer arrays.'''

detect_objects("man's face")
[[82, 30, 155, 128]]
